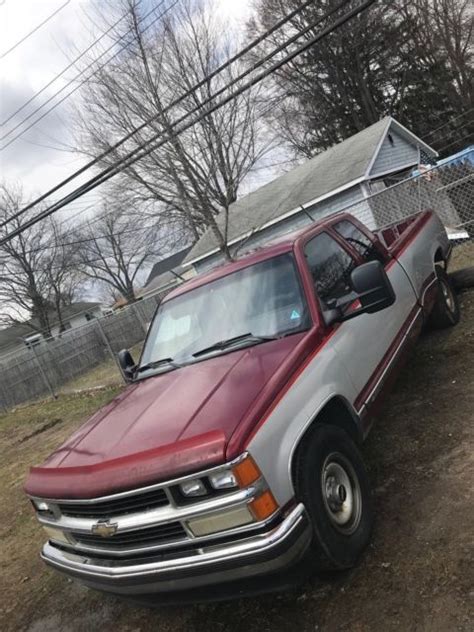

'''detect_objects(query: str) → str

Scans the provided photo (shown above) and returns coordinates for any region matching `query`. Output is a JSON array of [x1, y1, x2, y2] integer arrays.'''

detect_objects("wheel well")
[[291, 397, 362, 484], [434, 247, 446, 269]]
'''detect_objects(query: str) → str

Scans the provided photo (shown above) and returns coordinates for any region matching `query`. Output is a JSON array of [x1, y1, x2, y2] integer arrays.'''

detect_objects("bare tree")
[[248, 0, 473, 157], [0, 183, 83, 336], [73, 202, 164, 303], [72, 0, 275, 259]]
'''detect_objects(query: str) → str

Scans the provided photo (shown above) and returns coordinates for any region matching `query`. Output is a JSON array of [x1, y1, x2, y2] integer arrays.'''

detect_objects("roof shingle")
[[185, 117, 392, 263]]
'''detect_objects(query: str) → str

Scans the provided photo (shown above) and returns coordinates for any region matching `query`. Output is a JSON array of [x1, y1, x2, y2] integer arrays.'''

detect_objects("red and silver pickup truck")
[[25, 210, 459, 602]]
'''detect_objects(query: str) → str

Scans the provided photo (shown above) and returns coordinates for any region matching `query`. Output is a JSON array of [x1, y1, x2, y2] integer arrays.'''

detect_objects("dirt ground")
[[0, 287, 473, 631]]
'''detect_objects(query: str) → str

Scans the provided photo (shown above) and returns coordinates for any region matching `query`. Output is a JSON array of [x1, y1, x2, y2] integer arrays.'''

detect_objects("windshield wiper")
[[137, 357, 181, 373], [192, 333, 278, 358]]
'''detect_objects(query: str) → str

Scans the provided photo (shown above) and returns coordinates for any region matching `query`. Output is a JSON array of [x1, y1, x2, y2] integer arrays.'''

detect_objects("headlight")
[[208, 470, 238, 490], [179, 478, 208, 497], [33, 499, 50, 512]]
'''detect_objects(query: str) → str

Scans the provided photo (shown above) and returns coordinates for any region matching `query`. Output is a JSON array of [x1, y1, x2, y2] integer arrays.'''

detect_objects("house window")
[[304, 232, 357, 310], [84, 312, 95, 321], [63, 321, 72, 331], [23, 334, 42, 348]]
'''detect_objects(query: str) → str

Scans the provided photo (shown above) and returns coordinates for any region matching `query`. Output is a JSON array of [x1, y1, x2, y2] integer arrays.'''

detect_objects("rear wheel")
[[449, 267, 474, 292], [294, 424, 374, 571], [428, 267, 460, 329]]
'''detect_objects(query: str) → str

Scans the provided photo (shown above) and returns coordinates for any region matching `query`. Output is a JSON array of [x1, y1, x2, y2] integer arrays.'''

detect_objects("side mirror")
[[324, 261, 395, 325], [349, 260, 395, 315], [117, 349, 136, 381], [342, 261, 395, 320]]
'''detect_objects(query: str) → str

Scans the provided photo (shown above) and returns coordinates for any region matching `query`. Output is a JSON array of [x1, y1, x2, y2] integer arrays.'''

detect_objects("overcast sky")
[[0, 0, 252, 216]]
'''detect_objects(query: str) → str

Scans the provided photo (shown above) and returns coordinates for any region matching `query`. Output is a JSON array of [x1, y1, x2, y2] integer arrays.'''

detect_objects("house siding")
[[370, 130, 419, 177], [50, 308, 102, 338]]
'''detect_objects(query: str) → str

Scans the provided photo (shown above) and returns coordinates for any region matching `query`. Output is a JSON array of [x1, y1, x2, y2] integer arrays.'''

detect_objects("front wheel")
[[428, 267, 460, 329], [294, 424, 374, 571]]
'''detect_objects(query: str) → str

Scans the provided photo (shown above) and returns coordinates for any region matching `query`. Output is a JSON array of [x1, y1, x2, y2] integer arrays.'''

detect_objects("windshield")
[[140, 253, 309, 367]]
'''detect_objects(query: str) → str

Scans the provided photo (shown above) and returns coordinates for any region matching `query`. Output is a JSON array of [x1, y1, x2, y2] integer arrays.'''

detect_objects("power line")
[[422, 108, 474, 141], [0, 3, 135, 127], [0, 0, 357, 234], [0, 0, 172, 148], [17, 222, 160, 255], [0, 0, 160, 142], [21, 0, 375, 234], [435, 131, 474, 155], [0, 0, 71, 59], [3, 0, 373, 244]]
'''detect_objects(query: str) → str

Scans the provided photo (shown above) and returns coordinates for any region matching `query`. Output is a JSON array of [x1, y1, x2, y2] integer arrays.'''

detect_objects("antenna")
[[301, 205, 314, 221]]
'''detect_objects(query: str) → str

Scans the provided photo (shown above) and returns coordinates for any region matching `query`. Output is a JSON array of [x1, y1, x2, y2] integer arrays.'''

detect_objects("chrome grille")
[[72, 521, 187, 549], [57, 488, 169, 519]]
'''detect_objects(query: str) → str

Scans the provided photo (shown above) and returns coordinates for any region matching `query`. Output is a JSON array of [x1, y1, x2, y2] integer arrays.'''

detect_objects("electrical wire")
[[0, 0, 171, 147], [422, 108, 474, 141], [0, 0, 71, 59], [1, 0, 360, 238], [434, 131, 474, 155], [0, 2, 137, 127], [11, 0, 375, 240], [16, 222, 161, 255], [0, 0, 343, 229]]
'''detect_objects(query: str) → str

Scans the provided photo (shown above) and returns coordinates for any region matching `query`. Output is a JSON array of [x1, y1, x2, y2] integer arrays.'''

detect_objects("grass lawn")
[[59, 341, 144, 394]]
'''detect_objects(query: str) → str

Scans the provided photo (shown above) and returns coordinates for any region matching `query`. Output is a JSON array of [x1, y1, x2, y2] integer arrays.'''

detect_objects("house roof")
[[185, 117, 436, 265], [138, 270, 180, 297], [145, 246, 193, 286], [0, 302, 102, 351]]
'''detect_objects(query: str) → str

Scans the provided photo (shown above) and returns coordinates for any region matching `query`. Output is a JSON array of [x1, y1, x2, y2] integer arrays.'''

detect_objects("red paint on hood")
[[25, 334, 308, 499]]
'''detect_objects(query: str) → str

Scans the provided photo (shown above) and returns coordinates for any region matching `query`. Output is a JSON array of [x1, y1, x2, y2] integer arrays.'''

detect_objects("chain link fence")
[[0, 152, 472, 411], [350, 152, 474, 241], [0, 291, 167, 410]]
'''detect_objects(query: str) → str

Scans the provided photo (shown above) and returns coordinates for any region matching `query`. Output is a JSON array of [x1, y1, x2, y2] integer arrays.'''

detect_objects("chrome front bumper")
[[41, 504, 311, 596]]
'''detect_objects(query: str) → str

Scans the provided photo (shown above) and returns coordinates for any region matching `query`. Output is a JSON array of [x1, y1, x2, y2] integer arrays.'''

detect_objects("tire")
[[449, 266, 474, 292], [428, 267, 460, 329], [294, 424, 374, 571]]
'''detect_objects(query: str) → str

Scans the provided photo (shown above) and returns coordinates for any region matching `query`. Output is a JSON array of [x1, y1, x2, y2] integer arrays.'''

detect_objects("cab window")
[[333, 219, 384, 263], [304, 232, 357, 311]]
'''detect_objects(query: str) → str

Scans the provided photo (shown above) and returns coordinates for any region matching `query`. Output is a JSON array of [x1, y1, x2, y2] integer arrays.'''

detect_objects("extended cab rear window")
[[333, 219, 384, 263]]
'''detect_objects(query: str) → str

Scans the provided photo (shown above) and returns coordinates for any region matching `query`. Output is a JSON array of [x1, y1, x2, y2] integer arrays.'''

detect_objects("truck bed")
[[374, 210, 432, 255]]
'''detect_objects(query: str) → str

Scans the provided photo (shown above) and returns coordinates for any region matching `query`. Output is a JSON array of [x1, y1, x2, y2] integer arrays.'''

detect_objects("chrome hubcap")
[[441, 279, 455, 312], [321, 454, 362, 534]]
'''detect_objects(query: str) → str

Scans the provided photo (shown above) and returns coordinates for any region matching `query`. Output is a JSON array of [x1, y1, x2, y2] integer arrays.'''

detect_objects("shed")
[[185, 117, 437, 273]]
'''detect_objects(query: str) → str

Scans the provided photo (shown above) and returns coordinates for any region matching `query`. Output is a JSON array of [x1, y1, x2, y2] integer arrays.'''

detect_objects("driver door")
[[304, 229, 417, 416]]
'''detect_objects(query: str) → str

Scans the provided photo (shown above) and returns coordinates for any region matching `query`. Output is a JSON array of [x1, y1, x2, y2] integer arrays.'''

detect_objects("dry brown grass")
[[0, 290, 473, 632]]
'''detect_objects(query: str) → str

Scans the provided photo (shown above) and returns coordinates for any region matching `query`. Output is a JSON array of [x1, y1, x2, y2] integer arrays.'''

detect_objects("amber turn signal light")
[[249, 490, 279, 521], [232, 455, 261, 487]]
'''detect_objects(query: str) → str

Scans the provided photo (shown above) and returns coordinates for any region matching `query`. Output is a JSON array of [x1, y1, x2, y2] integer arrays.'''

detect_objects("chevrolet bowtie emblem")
[[91, 520, 118, 538]]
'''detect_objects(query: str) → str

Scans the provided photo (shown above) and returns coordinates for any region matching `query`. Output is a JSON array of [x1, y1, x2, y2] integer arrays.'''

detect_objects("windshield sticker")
[[290, 309, 300, 320]]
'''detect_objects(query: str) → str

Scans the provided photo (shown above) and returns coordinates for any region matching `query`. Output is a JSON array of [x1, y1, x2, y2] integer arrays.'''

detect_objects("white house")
[[0, 302, 103, 358], [184, 117, 438, 273]]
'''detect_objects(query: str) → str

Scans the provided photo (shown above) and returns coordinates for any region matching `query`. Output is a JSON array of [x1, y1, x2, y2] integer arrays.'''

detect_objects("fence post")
[[130, 302, 147, 337], [31, 345, 57, 401], [95, 318, 127, 383], [0, 381, 8, 413]]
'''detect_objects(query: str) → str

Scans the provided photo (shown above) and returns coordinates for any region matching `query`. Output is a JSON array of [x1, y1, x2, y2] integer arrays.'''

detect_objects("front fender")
[[246, 344, 359, 506]]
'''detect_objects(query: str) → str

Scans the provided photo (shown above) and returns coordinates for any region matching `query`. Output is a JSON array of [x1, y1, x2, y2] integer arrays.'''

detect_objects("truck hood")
[[25, 334, 307, 499]]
